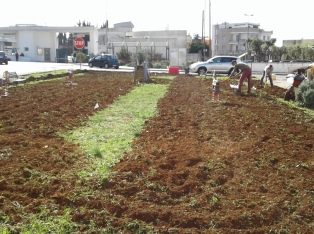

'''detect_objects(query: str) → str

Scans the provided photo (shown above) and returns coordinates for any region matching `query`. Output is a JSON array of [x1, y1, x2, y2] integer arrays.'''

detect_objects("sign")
[[74, 37, 85, 50]]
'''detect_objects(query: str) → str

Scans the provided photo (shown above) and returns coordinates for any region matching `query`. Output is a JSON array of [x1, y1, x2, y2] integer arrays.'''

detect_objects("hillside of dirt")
[[1, 72, 313, 233]]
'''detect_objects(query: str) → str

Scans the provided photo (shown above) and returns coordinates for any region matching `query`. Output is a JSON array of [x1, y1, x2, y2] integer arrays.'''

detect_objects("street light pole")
[[244, 14, 253, 60]]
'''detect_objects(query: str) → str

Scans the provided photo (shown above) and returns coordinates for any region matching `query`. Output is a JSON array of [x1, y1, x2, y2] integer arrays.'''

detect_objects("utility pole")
[[105, 0, 108, 53], [208, 0, 211, 58], [244, 14, 253, 60], [202, 10, 205, 61]]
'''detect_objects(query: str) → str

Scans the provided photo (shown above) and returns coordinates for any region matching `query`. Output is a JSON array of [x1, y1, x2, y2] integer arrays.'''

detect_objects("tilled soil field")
[[1, 72, 314, 233]]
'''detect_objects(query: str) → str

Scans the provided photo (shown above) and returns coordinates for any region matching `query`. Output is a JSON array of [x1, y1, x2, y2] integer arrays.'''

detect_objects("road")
[[0, 61, 291, 89]]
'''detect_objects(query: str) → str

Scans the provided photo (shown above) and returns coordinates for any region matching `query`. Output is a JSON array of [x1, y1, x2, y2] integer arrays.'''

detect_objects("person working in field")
[[229, 60, 252, 95], [212, 70, 220, 101], [259, 64, 274, 87]]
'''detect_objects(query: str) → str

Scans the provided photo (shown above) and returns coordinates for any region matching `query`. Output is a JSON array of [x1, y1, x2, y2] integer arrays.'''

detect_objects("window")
[[222, 35, 226, 41], [212, 57, 221, 63], [37, 48, 43, 55], [222, 57, 235, 63]]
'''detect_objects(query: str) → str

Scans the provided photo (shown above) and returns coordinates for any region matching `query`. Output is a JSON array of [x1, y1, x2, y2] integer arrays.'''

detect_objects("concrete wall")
[[247, 62, 312, 74], [187, 53, 199, 64], [102, 30, 188, 65]]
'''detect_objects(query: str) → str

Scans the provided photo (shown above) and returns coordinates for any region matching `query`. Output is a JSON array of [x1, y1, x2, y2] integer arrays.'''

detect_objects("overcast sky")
[[2, 0, 313, 46]]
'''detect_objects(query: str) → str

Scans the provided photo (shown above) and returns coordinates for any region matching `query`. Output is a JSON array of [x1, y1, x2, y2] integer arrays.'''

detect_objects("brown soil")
[[1, 72, 314, 233]]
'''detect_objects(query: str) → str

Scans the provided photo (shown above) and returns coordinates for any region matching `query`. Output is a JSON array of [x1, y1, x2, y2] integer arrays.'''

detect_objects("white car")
[[189, 56, 243, 75]]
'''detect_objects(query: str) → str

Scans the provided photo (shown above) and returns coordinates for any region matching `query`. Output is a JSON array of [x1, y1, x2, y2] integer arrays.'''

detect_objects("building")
[[283, 39, 314, 47], [212, 22, 273, 57], [0, 24, 98, 62], [0, 22, 187, 66], [98, 22, 187, 66]]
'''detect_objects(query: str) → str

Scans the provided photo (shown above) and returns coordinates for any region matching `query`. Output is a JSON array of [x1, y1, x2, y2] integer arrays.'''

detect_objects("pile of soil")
[[1, 72, 313, 233]]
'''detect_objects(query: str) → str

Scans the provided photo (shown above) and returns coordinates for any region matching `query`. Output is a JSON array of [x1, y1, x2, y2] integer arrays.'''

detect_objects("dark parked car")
[[88, 54, 119, 69], [0, 51, 9, 65]]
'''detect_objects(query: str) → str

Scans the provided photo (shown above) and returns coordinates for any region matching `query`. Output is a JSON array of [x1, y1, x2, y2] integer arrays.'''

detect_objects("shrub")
[[76, 52, 87, 63], [117, 46, 131, 63], [295, 80, 314, 109]]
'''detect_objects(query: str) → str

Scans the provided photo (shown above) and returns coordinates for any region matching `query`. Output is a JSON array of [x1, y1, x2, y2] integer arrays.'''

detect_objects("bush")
[[76, 52, 87, 63], [117, 46, 131, 63], [151, 60, 169, 69], [296, 80, 314, 109]]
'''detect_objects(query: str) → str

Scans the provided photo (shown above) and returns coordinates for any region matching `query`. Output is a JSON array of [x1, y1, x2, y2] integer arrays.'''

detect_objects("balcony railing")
[[229, 39, 246, 44]]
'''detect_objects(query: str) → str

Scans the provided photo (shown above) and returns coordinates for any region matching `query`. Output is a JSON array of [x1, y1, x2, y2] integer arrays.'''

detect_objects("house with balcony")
[[212, 22, 273, 57]]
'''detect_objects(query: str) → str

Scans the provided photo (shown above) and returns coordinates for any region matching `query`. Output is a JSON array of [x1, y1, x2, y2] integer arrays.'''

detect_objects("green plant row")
[[62, 83, 170, 181]]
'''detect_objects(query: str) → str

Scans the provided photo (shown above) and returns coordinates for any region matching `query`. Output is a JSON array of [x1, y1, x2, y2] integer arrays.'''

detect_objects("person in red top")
[[229, 60, 252, 94]]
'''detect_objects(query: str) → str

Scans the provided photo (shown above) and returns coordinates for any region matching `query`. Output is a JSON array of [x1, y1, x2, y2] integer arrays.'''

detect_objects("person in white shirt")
[[259, 65, 273, 87]]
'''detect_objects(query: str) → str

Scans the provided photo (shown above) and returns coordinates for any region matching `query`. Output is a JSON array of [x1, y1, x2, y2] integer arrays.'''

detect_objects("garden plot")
[[1, 72, 314, 233]]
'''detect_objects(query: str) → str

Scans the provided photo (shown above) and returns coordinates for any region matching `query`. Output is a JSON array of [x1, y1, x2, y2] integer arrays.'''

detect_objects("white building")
[[0, 24, 98, 62], [212, 22, 273, 57], [0, 22, 187, 66]]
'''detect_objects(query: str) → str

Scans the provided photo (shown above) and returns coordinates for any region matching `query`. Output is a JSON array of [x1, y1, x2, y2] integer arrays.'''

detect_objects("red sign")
[[74, 37, 85, 49]]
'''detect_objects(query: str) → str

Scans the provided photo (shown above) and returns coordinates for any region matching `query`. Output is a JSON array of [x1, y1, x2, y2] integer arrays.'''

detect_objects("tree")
[[77, 20, 91, 27], [116, 46, 131, 63], [57, 32, 64, 45], [288, 44, 302, 60], [188, 34, 209, 60], [131, 47, 146, 65], [248, 38, 263, 61], [304, 44, 314, 61], [76, 52, 87, 63]]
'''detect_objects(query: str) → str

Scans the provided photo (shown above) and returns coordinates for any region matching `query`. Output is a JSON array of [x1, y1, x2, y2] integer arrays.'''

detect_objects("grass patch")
[[23, 70, 68, 79], [277, 98, 314, 118], [62, 83, 170, 180], [150, 75, 176, 80], [0, 209, 77, 234]]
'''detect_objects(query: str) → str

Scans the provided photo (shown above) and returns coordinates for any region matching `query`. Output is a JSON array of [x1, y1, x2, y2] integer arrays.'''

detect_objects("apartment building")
[[212, 22, 273, 57], [283, 39, 314, 46]]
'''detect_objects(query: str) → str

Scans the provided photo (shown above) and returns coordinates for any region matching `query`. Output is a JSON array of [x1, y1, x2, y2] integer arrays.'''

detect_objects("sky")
[[2, 0, 314, 47]]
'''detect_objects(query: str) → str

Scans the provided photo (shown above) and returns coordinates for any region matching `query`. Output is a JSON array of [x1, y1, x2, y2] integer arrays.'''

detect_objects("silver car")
[[189, 56, 242, 75]]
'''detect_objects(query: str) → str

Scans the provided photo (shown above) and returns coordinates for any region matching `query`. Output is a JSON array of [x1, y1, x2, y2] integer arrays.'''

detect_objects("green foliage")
[[116, 46, 131, 63], [248, 38, 276, 61], [64, 84, 170, 181], [147, 51, 163, 61], [76, 52, 87, 63], [0, 209, 77, 233], [296, 80, 314, 109], [189, 34, 209, 55], [77, 20, 91, 27], [151, 60, 170, 69], [270, 43, 314, 61], [131, 47, 147, 65]]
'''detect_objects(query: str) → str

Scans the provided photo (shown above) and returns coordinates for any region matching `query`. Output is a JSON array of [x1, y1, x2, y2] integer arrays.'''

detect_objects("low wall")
[[187, 53, 199, 64], [246, 62, 312, 75], [8, 55, 31, 62]]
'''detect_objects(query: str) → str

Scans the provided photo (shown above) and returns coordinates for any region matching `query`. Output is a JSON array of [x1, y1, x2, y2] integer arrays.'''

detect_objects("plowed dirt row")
[[1, 73, 314, 233]]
